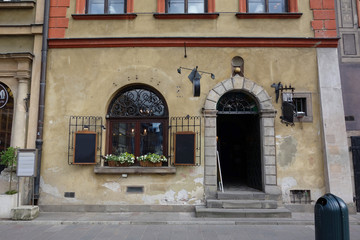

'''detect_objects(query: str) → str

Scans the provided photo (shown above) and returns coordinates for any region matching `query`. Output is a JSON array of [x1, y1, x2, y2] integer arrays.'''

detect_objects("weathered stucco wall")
[[64, 0, 314, 38], [40, 46, 324, 205], [0, 37, 34, 53]]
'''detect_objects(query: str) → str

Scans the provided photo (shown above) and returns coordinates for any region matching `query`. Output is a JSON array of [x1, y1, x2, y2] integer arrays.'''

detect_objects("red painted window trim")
[[238, 0, 298, 13], [236, 13, 302, 19], [76, 0, 134, 14], [157, 0, 215, 13], [72, 14, 137, 20], [153, 13, 219, 19]]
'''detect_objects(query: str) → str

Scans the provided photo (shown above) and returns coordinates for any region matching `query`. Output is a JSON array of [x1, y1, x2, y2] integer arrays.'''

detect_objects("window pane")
[[269, 0, 286, 13], [140, 122, 163, 155], [111, 123, 135, 155], [188, 0, 205, 13], [248, 0, 265, 13], [109, 0, 125, 14], [294, 98, 307, 116], [88, 0, 105, 14], [168, 0, 185, 13]]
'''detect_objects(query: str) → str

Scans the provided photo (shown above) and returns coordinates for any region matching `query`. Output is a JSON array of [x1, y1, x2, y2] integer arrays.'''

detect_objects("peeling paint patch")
[[46, 167, 61, 173], [193, 178, 203, 184], [176, 190, 189, 202], [102, 182, 121, 192], [280, 177, 297, 203], [40, 177, 62, 198], [278, 136, 297, 168]]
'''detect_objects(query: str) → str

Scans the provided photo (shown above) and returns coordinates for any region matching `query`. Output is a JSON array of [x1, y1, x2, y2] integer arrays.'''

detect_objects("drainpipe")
[[34, 0, 50, 202]]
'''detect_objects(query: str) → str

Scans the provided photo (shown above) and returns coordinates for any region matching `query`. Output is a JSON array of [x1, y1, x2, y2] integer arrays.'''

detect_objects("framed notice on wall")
[[174, 131, 196, 166], [17, 149, 37, 177], [73, 131, 97, 164]]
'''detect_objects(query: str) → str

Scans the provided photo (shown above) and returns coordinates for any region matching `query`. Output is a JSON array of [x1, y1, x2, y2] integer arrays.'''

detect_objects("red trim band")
[[48, 37, 339, 48], [153, 13, 219, 19], [235, 13, 302, 19], [72, 14, 137, 20]]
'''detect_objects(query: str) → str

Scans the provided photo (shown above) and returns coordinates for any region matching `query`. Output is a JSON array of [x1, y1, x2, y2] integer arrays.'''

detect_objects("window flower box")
[[105, 152, 135, 167], [137, 153, 167, 167]]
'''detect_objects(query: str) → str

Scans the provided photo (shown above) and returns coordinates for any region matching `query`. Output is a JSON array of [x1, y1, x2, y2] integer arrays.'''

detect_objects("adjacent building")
[[37, 0, 354, 213], [0, 0, 45, 204], [336, 0, 360, 212]]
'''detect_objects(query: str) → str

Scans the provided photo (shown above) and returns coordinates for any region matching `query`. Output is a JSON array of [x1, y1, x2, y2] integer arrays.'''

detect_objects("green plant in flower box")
[[137, 153, 167, 163]]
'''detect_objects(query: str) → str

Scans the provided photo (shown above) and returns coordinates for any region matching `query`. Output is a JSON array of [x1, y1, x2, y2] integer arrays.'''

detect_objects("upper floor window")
[[166, 0, 206, 13], [248, 0, 287, 13], [87, 0, 126, 14]]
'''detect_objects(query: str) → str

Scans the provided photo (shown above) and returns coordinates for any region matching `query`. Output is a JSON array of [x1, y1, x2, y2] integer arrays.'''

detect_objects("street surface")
[[0, 224, 360, 240]]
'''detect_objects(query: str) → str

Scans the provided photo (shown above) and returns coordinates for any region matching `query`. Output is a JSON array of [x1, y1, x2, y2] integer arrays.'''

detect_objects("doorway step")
[[195, 191, 291, 218]]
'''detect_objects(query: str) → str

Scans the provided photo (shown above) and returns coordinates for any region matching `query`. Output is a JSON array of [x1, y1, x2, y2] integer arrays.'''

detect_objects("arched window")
[[0, 83, 13, 152], [216, 91, 258, 114], [107, 85, 169, 161]]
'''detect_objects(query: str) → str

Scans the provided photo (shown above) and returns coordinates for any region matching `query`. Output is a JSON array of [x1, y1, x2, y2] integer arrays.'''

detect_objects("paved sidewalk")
[[0, 211, 359, 225], [0, 212, 359, 240], [0, 212, 360, 240]]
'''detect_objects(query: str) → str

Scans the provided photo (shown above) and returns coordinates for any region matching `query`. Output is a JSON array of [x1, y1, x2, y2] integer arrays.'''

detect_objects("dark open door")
[[351, 136, 360, 212]]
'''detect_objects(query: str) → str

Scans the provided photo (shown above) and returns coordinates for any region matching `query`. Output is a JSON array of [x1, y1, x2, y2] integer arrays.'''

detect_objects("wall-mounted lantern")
[[271, 82, 301, 126], [177, 66, 215, 97]]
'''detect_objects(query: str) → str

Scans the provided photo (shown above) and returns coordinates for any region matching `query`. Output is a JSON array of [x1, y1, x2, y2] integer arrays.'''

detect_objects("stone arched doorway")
[[203, 75, 278, 198]]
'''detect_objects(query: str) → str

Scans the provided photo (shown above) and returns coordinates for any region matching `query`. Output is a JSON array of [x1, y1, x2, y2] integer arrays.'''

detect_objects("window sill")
[[235, 13, 302, 19], [94, 166, 176, 174], [0, 1, 35, 9], [153, 13, 219, 20], [72, 14, 137, 20]]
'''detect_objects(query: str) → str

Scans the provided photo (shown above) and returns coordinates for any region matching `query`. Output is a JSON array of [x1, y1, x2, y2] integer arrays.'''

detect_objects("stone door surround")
[[203, 75, 279, 199]]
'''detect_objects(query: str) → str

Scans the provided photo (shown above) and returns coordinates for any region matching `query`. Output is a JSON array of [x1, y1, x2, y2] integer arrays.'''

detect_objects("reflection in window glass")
[[109, 0, 125, 14], [168, 0, 185, 13], [140, 122, 163, 155], [248, 0, 286, 13], [88, 0, 105, 14], [111, 123, 135, 155], [188, 0, 204, 13], [248, 0, 265, 13], [269, 0, 286, 13]]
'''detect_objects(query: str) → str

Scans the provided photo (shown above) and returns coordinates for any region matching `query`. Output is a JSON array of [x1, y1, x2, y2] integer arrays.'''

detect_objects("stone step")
[[206, 199, 278, 209], [217, 191, 281, 201], [195, 206, 291, 218]]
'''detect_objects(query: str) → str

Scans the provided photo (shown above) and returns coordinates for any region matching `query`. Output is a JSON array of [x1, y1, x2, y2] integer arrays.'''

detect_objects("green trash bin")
[[315, 193, 350, 240]]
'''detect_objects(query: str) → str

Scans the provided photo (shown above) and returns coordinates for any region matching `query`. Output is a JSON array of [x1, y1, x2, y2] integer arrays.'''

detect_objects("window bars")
[[169, 115, 202, 166], [68, 116, 103, 165]]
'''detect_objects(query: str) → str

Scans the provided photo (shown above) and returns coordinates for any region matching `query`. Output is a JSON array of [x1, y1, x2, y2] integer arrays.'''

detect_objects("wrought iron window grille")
[[290, 190, 311, 204], [107, 87, 168, 118], [169, 115, 202, 166], [68, 116, 103, 165], [216, 91, 258, 114]]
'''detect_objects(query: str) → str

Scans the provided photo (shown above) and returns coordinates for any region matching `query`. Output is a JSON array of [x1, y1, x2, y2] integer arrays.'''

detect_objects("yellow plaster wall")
[[0, 37, 34, 53], [0, 9, 35, 25], [65, 0, 314, 38], [40, 46, 324, 205]]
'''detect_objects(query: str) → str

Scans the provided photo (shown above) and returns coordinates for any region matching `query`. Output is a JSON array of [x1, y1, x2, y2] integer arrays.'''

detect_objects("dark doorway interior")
[[351, 136, 360, 212], [217, 114, 262, 191]]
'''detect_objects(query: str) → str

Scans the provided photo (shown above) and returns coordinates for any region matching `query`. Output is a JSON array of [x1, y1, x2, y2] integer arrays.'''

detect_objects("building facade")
[[336, 0, 360, 212], [39, 0, 354, 212], [0, 0, 45, 203]]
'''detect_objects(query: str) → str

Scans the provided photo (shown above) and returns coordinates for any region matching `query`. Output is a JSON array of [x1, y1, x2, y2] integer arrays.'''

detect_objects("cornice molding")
[[48, 37, 339, 48]]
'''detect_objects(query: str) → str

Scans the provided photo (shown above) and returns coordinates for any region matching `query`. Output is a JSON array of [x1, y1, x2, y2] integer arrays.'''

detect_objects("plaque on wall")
[[17, 149, 37, 177]]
